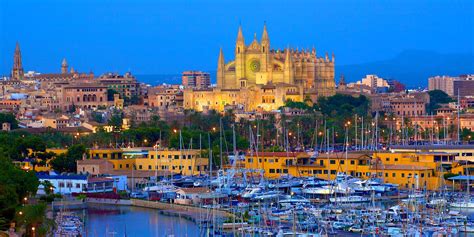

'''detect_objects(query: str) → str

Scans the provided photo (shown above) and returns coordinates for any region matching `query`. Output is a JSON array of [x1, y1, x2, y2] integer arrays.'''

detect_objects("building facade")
[[97, 72, 140, 98], [216, 24, 335, 96], [454, 76, 474, 97], [182, 71, 210, 88], [61, 83, 108, 110], [428, 76, 455, 96], [230, 151, 463, 190], [184, 24, 335, 112]]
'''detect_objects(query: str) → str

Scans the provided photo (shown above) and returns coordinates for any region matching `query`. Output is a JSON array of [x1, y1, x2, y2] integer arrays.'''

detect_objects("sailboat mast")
[[361, 117, 364, 150], [208, 133, 212, 183], [219, 118, 223, 169], [354, 114, 358, 150]]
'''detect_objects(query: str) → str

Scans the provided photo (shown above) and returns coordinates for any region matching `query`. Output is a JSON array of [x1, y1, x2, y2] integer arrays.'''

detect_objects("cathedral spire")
[[261, 22, 270, 55], [217, 48, 225, 88], [61, 58, 68, 74], [235, 25, 245, 55], [261, 22, 269, 43], [339, 74, 346, 86], [11, 42, 24, 80], [236, 25, 244, 44], [284, 46, 294, 83], [285, 47, 292, 64]]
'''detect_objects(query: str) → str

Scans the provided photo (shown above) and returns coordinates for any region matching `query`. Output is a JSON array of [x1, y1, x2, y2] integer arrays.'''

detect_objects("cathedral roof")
[[247, 33, 261, 52]]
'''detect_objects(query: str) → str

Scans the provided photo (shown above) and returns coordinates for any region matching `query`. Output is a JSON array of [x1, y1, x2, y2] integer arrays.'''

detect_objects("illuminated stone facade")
[[184, 24, 335, 112]]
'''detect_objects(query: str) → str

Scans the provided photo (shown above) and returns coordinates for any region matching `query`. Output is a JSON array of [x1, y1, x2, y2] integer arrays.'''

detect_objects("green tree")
[[50, 144, 88, 173], [107, 89, 119, 101], [427, 90, 454, 114], [0, 155, 39, 230], [108, 113, 123, 132], [15, 203, 53, 236], [0, 113, 19, 129]]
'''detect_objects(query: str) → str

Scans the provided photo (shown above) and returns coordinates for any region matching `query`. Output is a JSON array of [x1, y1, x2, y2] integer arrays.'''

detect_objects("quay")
[[131, 199, 233, 220]]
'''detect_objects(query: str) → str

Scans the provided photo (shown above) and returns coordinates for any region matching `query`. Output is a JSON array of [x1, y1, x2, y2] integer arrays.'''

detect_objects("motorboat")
[[329, 195, 370, 203], [252, 190, 283, 201], [278, 195, 311, 207], [450, 201, 474, 208]]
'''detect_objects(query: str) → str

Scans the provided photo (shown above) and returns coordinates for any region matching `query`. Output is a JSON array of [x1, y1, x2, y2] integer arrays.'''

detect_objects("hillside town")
[[1, 23, 474, 237]]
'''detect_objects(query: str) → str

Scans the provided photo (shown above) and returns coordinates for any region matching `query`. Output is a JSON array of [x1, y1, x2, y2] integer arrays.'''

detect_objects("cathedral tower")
[[261, 23, 270, 74], [217, 48, 225, 88], [61, 58, 68, 74], [284, 47, 294, 84], [11, 42, 24, 80], [235, 25, 246, 85]]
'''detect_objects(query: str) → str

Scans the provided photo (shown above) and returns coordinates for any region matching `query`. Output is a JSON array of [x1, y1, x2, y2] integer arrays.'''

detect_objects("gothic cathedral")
[[217, 24, 336, 98], [183, 24, 336, 112]]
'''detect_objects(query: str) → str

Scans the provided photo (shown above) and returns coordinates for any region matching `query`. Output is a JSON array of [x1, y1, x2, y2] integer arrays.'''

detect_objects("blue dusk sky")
[[0, 0, 473, 78]]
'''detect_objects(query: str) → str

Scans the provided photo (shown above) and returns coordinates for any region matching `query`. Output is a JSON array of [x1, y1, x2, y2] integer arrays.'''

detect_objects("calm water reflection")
[[81, 204, 199, 237]]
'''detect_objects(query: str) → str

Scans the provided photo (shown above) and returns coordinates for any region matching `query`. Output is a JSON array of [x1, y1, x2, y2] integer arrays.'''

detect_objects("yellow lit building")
[[390, 145, 474, 162], [49, 147, 208, 176], [183, 24, 335, 112], [233, 151, 466, 191], [13, 159, 51, 172]]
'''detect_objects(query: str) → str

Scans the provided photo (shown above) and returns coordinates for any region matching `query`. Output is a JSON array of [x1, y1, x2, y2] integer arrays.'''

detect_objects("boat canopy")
[[447, 175, 474, 180]]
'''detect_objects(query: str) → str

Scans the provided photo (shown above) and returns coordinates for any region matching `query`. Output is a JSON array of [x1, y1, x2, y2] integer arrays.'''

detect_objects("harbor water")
[[79, 204, 200, 237]]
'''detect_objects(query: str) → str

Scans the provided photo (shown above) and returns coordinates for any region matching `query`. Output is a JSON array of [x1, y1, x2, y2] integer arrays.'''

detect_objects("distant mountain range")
[[137, 50, 474, 88], [337, 50, 474, 88]]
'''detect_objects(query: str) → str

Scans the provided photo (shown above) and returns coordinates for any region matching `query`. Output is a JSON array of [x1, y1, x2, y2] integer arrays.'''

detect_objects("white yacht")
[[329, 195, 370, 203]]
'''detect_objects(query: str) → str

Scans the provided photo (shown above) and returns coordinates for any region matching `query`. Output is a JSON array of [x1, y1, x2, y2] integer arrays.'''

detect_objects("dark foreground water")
[[80, 204, 200, 237]]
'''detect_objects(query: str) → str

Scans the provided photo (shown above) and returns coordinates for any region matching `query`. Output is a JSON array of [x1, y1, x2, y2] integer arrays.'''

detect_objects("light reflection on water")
[[80, 204, 200, 237], [78, 202, 474, 237]]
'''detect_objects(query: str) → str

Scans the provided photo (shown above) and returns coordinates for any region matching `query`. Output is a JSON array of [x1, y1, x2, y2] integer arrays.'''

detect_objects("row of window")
[[116, 163, 207, 171], [93, 154, 197, 160], [293, 169, 432, 179], [268, 168, 289, 174], [58, 182, 84, 189]]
